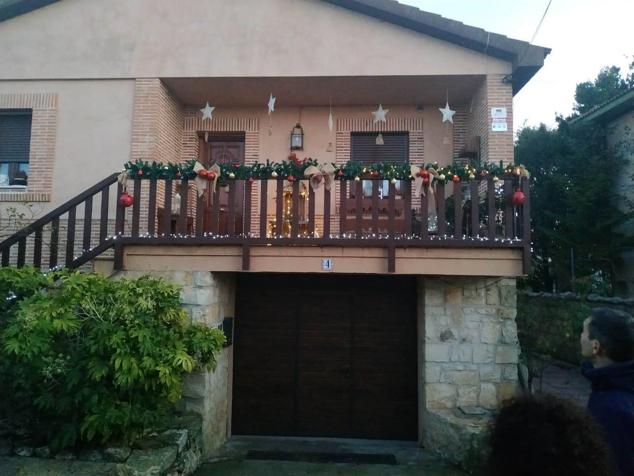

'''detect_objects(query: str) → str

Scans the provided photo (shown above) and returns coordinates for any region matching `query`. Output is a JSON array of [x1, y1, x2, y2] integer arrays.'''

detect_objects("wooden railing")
[[0, 174, 530, 273], [0, 173, 121, 270]]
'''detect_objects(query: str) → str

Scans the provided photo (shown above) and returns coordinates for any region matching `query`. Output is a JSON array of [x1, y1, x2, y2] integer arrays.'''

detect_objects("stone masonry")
[[419, 276, 519, 463], [117, 270, 236, 458]]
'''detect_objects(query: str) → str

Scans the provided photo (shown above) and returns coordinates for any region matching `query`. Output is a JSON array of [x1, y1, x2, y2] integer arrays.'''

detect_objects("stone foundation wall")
[[419, 276, 519, 463], [116, 270, 235, 458]]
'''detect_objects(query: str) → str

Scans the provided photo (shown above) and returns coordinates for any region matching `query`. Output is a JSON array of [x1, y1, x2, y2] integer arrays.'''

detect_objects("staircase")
[[0, 173, 122, 270]]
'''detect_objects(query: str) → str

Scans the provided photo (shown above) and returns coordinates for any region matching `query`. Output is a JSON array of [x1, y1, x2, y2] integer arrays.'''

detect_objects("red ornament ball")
[[511, 189, 526, 206], [421, 170, 430, 179], [452, 175, 461, 183], [197, 169, 208, 178], [287, 175, 295, 183], [422, 178, 430, 186], [118, 191, 134, 208], [207, 172, 215, 180]]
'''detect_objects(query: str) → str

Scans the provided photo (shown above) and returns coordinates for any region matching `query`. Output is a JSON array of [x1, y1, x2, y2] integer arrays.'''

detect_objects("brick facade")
[[465, 75, 514, 166]]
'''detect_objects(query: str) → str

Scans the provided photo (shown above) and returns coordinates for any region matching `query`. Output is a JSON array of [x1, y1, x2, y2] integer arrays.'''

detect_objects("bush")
[[516, 294, 590, 365], [0, 268, 225, 450]]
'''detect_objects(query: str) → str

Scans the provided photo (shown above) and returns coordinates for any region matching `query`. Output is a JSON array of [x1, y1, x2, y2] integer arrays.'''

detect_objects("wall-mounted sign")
[[322, 258, 334, 271], [491, 118, 508, 132], [491, 107, 507, 119]]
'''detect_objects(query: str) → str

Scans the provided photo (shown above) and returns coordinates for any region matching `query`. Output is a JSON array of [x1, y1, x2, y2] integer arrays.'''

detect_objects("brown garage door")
[[232, 274, 418, 440]]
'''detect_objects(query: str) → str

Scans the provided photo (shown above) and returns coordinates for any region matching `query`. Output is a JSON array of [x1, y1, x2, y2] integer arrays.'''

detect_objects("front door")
[[199, 135, 245, 234]]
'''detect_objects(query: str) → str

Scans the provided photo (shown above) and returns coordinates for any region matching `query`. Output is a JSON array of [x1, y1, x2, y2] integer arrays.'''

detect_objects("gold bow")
[[303, 163, 335, 191], [193, 161, 221, 197], [117, 170, 130, 190]]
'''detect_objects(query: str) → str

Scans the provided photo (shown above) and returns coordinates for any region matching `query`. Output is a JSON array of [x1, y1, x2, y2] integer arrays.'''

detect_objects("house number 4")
[[322, 258, 334, 271]]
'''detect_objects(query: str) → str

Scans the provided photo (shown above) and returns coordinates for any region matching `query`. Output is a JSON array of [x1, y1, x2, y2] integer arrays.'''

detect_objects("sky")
[[399, 0, 633, 131]]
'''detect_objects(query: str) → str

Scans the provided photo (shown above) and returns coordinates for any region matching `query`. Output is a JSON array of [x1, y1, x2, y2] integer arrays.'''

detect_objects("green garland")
[[124, 158, 525, 183]]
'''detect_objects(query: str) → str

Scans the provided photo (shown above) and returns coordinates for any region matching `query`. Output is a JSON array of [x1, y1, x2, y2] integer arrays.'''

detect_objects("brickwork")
[[130, 78, 185, 163], [465, 75, 514, 166], [452, 105, 467, 160], [0, 92, 57, 202], [486, 75, 514, 166]]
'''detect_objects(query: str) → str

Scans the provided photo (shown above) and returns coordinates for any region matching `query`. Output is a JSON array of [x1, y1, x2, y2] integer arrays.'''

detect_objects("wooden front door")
[[199, 136, 245, 234], [232, 274, 418, 440]]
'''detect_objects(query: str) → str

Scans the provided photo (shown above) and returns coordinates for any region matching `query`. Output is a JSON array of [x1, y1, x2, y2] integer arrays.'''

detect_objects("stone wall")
[[419, 276, 519, 463], [116, 270, 236, 458]]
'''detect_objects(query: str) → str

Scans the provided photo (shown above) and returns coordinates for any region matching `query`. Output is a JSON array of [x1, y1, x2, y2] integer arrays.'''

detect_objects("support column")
[[419, 276, 519, 464]]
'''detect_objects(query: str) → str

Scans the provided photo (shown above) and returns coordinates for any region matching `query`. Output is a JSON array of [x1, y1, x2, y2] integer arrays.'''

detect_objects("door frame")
[[198, 132, 246, 234]]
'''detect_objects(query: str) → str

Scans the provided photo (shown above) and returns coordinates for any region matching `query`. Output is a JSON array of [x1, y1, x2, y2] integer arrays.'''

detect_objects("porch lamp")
[[290, 123, 304, 150]]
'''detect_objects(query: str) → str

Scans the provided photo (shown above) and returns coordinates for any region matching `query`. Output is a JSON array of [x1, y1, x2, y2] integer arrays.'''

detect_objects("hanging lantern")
[[375, 133, 384, 145], [511, 188, 526, 206], [290, 123, 304, 150]]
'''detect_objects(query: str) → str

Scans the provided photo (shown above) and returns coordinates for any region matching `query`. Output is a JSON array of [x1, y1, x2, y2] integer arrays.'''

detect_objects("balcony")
[[0, 160, 530, 275]]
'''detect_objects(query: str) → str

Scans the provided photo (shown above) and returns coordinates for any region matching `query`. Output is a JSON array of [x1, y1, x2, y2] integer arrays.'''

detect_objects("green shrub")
[[0, 268, 225, 450], [516, 295, 590, 365]]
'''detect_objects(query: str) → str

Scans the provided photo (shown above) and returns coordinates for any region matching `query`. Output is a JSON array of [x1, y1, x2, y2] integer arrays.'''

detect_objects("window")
[[0, 109, 32, 187], [351, 132, 409, 197]]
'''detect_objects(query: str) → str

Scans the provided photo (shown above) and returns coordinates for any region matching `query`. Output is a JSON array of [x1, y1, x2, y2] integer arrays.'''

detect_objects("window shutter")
[[0, 110, 32, 163], [351, 132, 409, 164]]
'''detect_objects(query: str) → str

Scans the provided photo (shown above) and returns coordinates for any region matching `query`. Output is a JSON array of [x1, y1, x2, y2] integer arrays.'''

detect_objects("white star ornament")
[[372, 104, 389, 124], [439, 102, 456, 123], [200, 102, 215, 121]]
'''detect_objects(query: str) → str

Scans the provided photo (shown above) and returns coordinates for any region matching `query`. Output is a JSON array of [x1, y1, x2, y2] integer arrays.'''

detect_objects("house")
[[572, 87, 634, 297], [0, 0, 550, 464]]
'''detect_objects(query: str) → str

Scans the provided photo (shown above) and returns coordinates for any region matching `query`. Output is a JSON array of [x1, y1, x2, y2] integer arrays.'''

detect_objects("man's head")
[[580, 307, 634, 364]]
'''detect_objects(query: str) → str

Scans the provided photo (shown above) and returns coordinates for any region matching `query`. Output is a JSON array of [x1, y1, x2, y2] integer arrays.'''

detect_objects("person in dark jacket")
[[580, 307, 634, 476]]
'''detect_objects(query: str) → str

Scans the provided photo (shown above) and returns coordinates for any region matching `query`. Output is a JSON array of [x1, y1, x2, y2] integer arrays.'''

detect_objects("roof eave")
[[572, 89, 634, 124], [0, 0, 58, 23], [323, 0, 551, 95]]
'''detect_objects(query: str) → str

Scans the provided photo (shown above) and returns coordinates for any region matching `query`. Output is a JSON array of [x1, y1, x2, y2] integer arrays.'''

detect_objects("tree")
[[573, 61, 634, 115], [516, 64, 634, 293]]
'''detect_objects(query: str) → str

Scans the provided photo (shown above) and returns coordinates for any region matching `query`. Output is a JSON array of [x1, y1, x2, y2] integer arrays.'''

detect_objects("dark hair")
[[488, 395, 615, 476], [588, 307, 634, 362]]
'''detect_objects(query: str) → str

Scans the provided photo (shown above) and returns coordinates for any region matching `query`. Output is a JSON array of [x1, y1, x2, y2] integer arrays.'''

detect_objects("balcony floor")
[[117, 242, 523, 276]]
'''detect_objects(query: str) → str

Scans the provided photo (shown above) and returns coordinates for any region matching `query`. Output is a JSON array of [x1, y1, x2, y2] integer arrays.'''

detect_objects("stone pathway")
[[535, 362, 591, 408]]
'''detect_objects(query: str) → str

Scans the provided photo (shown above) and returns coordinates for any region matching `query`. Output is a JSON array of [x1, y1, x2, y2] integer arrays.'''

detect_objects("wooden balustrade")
[[0, 173, 530, 273]]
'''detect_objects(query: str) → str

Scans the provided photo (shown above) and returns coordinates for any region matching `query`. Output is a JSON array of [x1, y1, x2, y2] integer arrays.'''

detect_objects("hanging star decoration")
[[439, 101, 456, 124], [200, 102, 215, 121], [372, 104, 389, 123], [267, 93, 276, 115]]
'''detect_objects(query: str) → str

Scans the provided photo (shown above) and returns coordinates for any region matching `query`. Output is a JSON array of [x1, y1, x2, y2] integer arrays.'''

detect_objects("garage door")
[[232, 274, 418, 440]]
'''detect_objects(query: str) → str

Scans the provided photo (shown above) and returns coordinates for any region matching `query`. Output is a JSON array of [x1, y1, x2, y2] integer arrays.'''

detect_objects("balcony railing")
[[0, 174, 530, 273]]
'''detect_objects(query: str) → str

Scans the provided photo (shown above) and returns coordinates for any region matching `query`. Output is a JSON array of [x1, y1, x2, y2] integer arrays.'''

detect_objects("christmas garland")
[[123, 154, 528, 183]]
